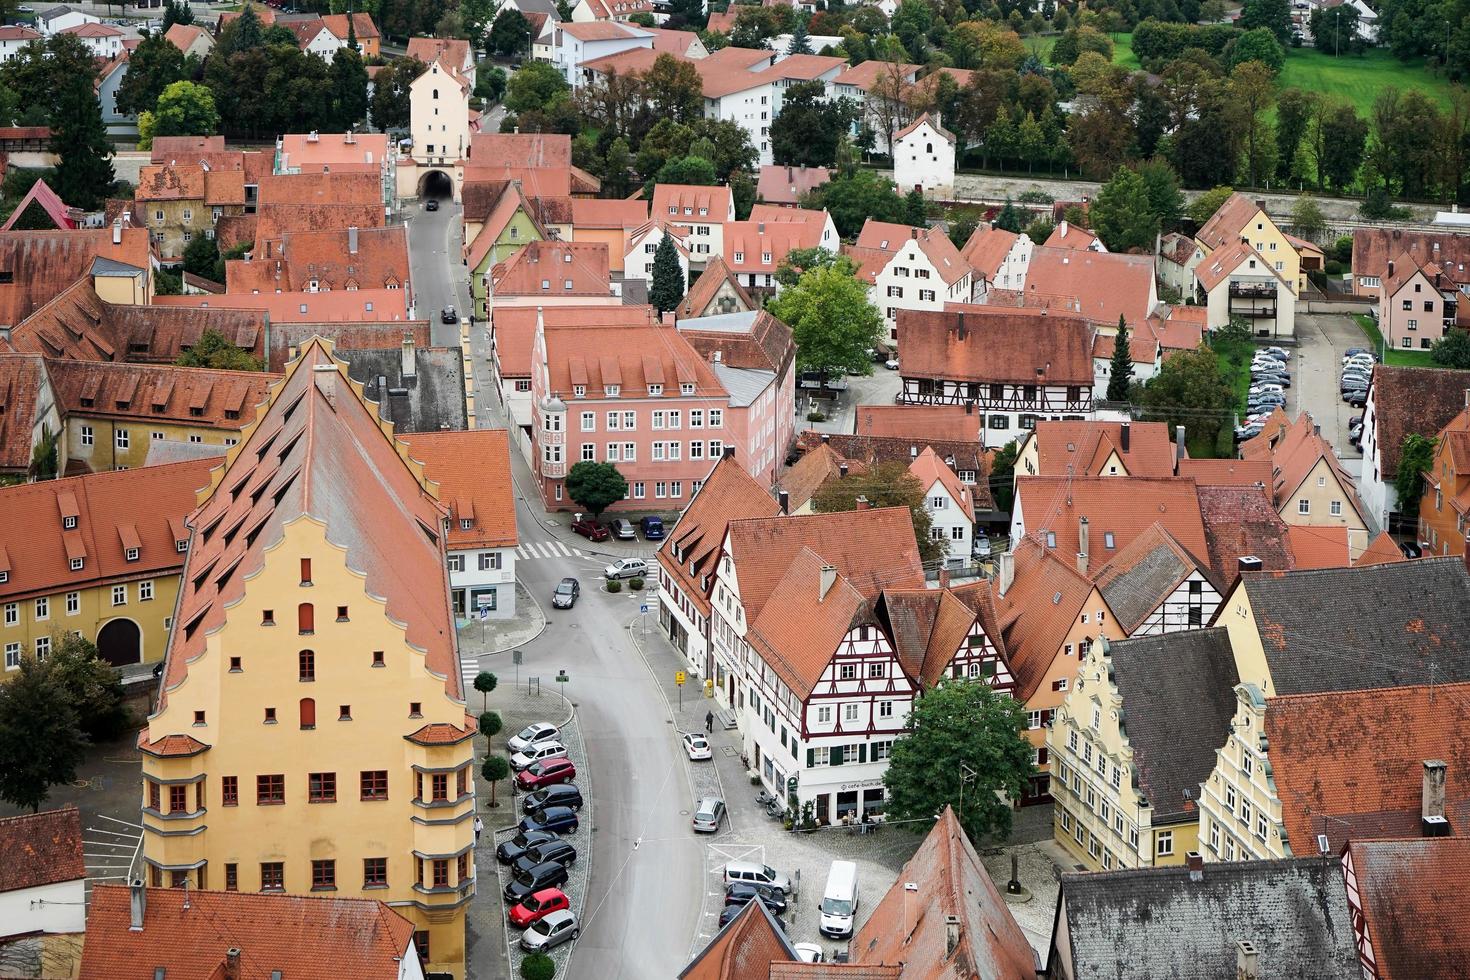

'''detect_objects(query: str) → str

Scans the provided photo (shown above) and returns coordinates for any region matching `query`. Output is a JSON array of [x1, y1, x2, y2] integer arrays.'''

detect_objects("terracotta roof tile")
[[264, 321, 430, 373], [1355, 530, 1405, 567], [747, 547, 872, 697], [679, 899, 797, 979], [652, 184, 732, 222], [722, 218, 824, 274], [896, 307, 1094, 384], [1028, 420, 1175, 478], [1160, 231, 1199, 267], [1094, 522, 1214, 631], [136, 732, 210, 757], [1015, 475, 1208, 563], [80, 885, 414, 980], [152, 289, 411, 323], [994, 537, 1097, 699], [1176, 457, 1272, 487], [1267, 683, 1470, 854], [135, 163, 205, 201], [1352, 228, 1470, 286], [491, 240, 609, 297], [832, 59, 919, 91], [0, 352, 46, 471], [660, 455, 780, 619], [0, 178, 77, 231], [792, 431, 988, 491], [1369, 366, 1470, 480], [400, 429, 517, 550], [492, 305, 651, 379], [1044, 221, 1102, 250], [0, 458, 216, 603], [1240, 410, 1366, 524], [542, 316, 721, 398], [880, 582, 1011, 689], [755, 165, 830, 206], [853, 405, 977, 444], [678, 256, 757, 319], [404, 721, 475, 745], [1194, 191, 1264, 251], [320, 11, 379, 39], [1194, 238, 1290, 292], [48, 359, 272, 429], [0, 807, 83, 893], [1197, 484, 1295, 587], [1003, 246, 1156, 327], [570, 196, 648, 229], [776, 442, 860, 512], [960, 224, 1020, 280], [468, 132, 571, 169], [230, 225, 407, 294], [893, 111, 954, 145], [1345, 837, 1470, 980], [407, 35, 470, 68], [677, 309, 792, 374], [908, 445, 974, 521], [0, 229, 150, 327], [1286, 524, 1351, 569], [276, 132, 390, 172]]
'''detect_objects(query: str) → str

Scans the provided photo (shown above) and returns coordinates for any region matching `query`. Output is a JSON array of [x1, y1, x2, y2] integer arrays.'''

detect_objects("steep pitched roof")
[[1044, 221, 1102, 251], [491, 240, 610, 297], [1369, 365, 1470, 479], [47, 359, 272, 429], [1194, 191, 1267, 251], [854, 404, 981, 443], [465, 183, 547, 272], [400, 429, 517, 550], [0, 228, 150, 327], [896, 307, 1094, 385], [747, 547, 873, 698], [1055, 856, 1358, 978], [853, 221, 969, 287], [1195, 238, 1290, 292], [1346, 837, 1470, 980], [1094, 522, 1214, 632], [1028, 420, 1175, 478], [1351, 227, 1470, 285], [831, 58, 920, 91], [0, 178, 75, 231], [0, 458, 217, 604], [1265, 682, 1470, 854], [792, 431, 988, 492], [1240, 411, 1365, 523], [1197, 484, 1296, 587], [678, 255, 757, 319], [960, 225, 1019, 280], [1355, 530, 1405, 567], [679, 898, 797, 979], [80, 885, 414, 980], [776, 442, 860, 512], [406, 35, 470, 69], [995, 537, 1097, 699], [852, 808, 1035, 978], [1285, 524, 1352, 570], [152, 338, 460, 710], [1106, 628, 1239, 823], [1007, 246, 1156, 327], [880, 582, 1009, 688], [320, 11, 379, 39], [660, 455, 780, 618], [676, 310, 793, 378], [893, 111, 955, 145], [722, 218, 824, 274], [0, 352, 46, 471], [1236, 558, 1470, 695], [0, 807, 83, 893], [756, 164, 830, 206], [1016, 475, 1208, 566], [909, 446, 974, 521]]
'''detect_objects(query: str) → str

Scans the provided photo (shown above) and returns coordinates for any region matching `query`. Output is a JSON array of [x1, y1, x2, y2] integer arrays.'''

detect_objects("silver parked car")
[[520, 909, 579, 952], [692, 797, 726, 833]]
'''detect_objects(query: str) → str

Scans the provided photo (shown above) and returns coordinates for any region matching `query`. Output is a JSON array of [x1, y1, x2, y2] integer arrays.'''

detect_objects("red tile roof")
[[136, 732, 210, 758], [909, 445, 974, 521], [1044, 221, 1102, 250], [1266, 682, 1470, 854], [832, 59, 919, 91], [960, 224, 1020, 280], [0, 807, 83, 894], [227, 225, 409, 294], [264, 321, 430, 373], [776, 442, 861, 512], [652, 183, 733, 222], [1091, 329, 1158, 366], [492, 305, 653, 379], [0, 228, 150, 326], [570, 196, 648, 229], [1005, 246, 1156, 327], [1352, 228, 1470, 287], [400, 429, 517, 550], [1240, 410, 1366, 525], [0, 178, 76, 231], [47, 359, 272, 429], [854, 220, 968, 286], [1028, 420, 1176, 478], [722, 218, 824, 275], [152, 289, 411, 323], [1197, 483, 1296, 587], [468, 132, 572, 169], [747, 547, 872, 698], [320, 11, 379, 39], [677, 308, 793, 375], [853, 404, 980, 443], [1345, 836, 1470, 980], [995, 537, 1098, 699], [1093, 522, 1214, 631], [406, 35, 470, 69], [465, 183, 548, 272], [0, 458, 217, 604], [897, 307, 1094, 385], [491, 240, 610, 297], [1176, 457, 1273, 487], [0, 352, 46, 471], [1016, 475, 1209, 564], [151, 339, 461, 712], [404, 721, 476, 745], [1194, 239, 1290, 292], [1286, 524, 1352, 569], [756, 165, 830, 206], [893, 111, 955, 145], [162, 23, 208, 53], [660, 455, 780, 618], [80, 885, 415, 980], [1356, 530, 1405, 567], [679, 899, 796, 979], [881, 580, 1009, 688], [678, 256, 757, 319], [542, 317, 722, 398], [1195, 191, 1266, 251], [1368, 366, 1470, 480]]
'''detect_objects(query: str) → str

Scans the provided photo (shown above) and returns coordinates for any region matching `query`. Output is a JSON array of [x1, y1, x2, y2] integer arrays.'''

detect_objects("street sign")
[[479, 606, 489, 621], [556, 670, 569, 683], [675, 671, 685, 686], [640, 604, 649, 613], [512, 650, 523, 665]]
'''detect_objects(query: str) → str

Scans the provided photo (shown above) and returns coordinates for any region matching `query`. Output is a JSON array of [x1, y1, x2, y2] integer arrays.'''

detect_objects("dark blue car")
[[640, 515, 665, 540], [519, 805, 580, 836]]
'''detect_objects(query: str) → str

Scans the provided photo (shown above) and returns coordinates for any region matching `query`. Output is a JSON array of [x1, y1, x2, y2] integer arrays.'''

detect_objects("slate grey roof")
[[1106, 628, 1239, 824], [340, 346, 466, 434], [712, 362, 774, 408], [1056, 856, 1359, 979], [1094, 524, 1209, 633], [1239, 558, 1470, 695], [91, 256, 145, 277]]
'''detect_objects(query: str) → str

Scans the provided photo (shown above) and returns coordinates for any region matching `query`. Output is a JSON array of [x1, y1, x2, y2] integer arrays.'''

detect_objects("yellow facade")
[[1278, 457, 1371, 558], [1049, 641, 1196, 871], [141, 198, 241, 263], [1197, 684, 1289, 862], [2, 575, 179, 675], [1198, 206, 1304, 295], [1217, 584, 1274, 697], [93, 270, 152, 307], [63, 415, 242, 472], [140, 517, 474, 978]]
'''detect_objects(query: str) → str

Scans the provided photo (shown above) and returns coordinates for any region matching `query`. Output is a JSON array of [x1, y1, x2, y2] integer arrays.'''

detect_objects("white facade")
[[299, 26, 344, 59], [0, 878, 86, 938], [658, 569, 710, 681], [705, 71, 842, 167], [921, 478, 972, 564], [66, 27, 123, 59], [1125, 575, 1221, 636], [1358, 382, 1394, 531], [555, 25, 651, 86], [623, 224, 691, 284], [447, 547, 518, 620], [893, 117, 955, 196], [0, 27, 43, 61], [409, 58, 471, 166], [1200, 253, 1297, 340], [1092, 350, 1159, 394], [973, 233, 1034, 299], [37, 8, 98, 35], [871, 238, 972, 337]]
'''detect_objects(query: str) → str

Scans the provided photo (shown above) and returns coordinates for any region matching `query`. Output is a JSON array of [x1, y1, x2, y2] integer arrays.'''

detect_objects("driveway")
[[1287, 313, 1371, 460], [407, 196, 473, 347]]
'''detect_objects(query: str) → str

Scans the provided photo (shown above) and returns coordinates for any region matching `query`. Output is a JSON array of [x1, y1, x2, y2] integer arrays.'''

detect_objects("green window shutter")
[[858, 744, 867, 764], [807, 748, 815, 767], [830, 746, 843, 766]]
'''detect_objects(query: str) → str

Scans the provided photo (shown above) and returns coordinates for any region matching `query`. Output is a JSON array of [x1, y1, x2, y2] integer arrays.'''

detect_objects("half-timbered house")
[[1092, 523, 1221, 636], [879, 583, 1015, 694]]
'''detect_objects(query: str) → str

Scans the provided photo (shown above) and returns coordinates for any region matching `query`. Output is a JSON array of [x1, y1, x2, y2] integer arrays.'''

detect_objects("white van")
[[724, 861, 792, 894], [819, 860, 858, 938]]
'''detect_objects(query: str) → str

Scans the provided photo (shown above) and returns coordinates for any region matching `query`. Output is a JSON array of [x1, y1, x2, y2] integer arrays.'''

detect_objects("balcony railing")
[[1229, 283, 1277, 299], [542, 459, 566, 479]]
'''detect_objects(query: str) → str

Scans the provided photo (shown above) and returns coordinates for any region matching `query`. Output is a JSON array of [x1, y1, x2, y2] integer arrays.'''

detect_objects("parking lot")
[[1284, 313, 1372, 459]]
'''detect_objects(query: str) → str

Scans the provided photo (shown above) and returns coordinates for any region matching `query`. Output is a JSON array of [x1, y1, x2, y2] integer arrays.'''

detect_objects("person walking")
[[705, 711, 714, 734], [473, 815, 484, 843]]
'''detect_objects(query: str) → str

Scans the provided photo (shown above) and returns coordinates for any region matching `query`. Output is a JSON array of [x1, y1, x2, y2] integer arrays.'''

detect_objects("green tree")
[[176, 328, 264, 371], [890, 0, 933, 60], [1394, 434, 1438, 504], [505, 61, 569, 115], [806, 169, 906, 238], [770, 81, 858, 168], [990, 440, 1018, 514], [478, 711, 503, 738], [473, 671, 498, 712], [369, 57, 425, 132], [1107, 315, 1134, 401], [481, 754, 511, 808], [566, 461, 629, 518], [768, 260, 883, 378], [1091, 167, 1158, 253], [183, 233, 221, 283], [476, 65, 507, 104], [1231, 60, 1278, 188], [520, 953, 555, 980], [29, 425, 56, 479], [904, 188, 927, 226], [645, 53, 705, 125], [1186, 185, 1236, 225], [162, 0, 195, 28], [115, 31, 187, 118], [602, 136, 634, 197], [947, 213, 979, 249], [47, 631, 128, 743], [812, 461, 943, 564], [774, 246, 843, 286], [50, 77, 113, 212], [1226, 27, 1285, 72], [1275, 87, 1315, 181], [0, 656, 88, 813], [992, 198, 1023, 233], [461, 0, 499, 46], [649, 234, 685, 314], [215, 3, 264, 58], [1240, 0, 1291, 43], [787, 17, 812, 54], [1318, 103, 1367, 192], [152, 80, 220, 138], [1138, 158, 1184, 228], [1, 34, 99, 127], [882, 681, 1033, 842], [1138, 347, 1236, 451], [1308, 5, 1364, 55], [1432, 330, 1470, 369], [488, 7, 532, 56], [1291, 194, 1326, 240]]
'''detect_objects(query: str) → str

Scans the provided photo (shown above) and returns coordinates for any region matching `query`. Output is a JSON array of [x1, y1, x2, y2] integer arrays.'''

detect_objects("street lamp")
[[957, 762, 978, 824]]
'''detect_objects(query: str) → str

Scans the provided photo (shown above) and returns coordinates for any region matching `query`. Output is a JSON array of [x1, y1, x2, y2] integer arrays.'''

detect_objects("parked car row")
[[1236, 347, 1291, 440], [570, 515, 666, 542], [1340, 349, 1377, 409]]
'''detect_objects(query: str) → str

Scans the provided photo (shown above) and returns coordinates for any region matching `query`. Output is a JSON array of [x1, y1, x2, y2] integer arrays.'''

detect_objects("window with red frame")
[[257, 774, 284, 805], [360, 770, 388, 800], [169, 784, 187, 813], [311, 859, 335, 890], [364, 857, 387, 888], [432, 859, 449, 887], [260, 862, 284, 891], [299, 649, 315, 681], [148, 780, 161, 811], [308, 772, 336, 802], [431, 773, 448, 801], [299, 697, 316, 729], [222, 776, 238, 806], [457, 853, 470, 884]]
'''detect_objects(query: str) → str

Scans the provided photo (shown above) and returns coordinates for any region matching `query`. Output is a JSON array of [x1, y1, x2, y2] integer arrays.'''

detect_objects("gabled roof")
[[1175, 457, 1272, 488], [406, 35, 470, 69], [0, 352, 46, 471], [909, 446, 974, 521], [1091, 329, 1158, 366], [320, 11, 379, 39], [0, 228, 150, 327], [162, 22, 209, 53], [1094, 522, 1214, 632], [896, 307, 1093, 385], [0, 458, 217, 603], [776, 442, 860, 513], [1194, 191, 1268, 251], [1346, 837, 1470, 980], [341, 345, 467, 434], [1234, 558, 1470, 695], [852, 807, 1035, 978], [465, 183, 547, 271], [0, 807, 83, 894], [677, 309, 793, 378], [153, 289, 410, 324], [960, 224, 1020, 280], [1195, 238, 1290, 292], [1027, 420, 1176, 478], [1045, 221, 1102, 251], [80, 885, 414, 980], [1197, 483, 1295, 587], [1105, 628, 1239, 823], [228, 225, 409, 294], [831, 59, 920, 91], [1160, 230, 1200, 266], [1055, 856, 1358, 977], [854, 404, 980, 443], [152, 339, 461, 711], [722, 218, 823, 274], [724, 507, 923, 622], [1352, 227, 1470, 286], [746, 547, 873, 698], [755, 164, 830, 207], [679, 898, 797, 979], [468, 132, 572, 169], [995, 537, 1097, 699], [492, 305, 652, 378], [660, 454, 780, 618], [47, 359, 272, 429], [1240, 410, 1365, 524], [1016, 475, 1208, 565], [400, 429, 517, 550], [652, 183, 732, 222], [542, 316, 720, 397], [893, 111, 955, 145], [0, 178, 75, 231], [678, 256, 757, 319], [880, 581, 1009, 689], [854, 220, 968, 286], [1003, 246, 1156, 326], [793, 431, 988, 490], [492, 240, 611, 297], [1369, 365, 1470, 479], [1265, 682, 1470, 854], [1356, 529, 1405, 567], [1285, 524, 1352, 570]]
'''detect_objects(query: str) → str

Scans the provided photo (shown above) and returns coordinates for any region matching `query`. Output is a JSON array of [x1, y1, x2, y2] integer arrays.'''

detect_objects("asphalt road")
[[407, 192, 474, 347], [1287, 313, 1370, 462]]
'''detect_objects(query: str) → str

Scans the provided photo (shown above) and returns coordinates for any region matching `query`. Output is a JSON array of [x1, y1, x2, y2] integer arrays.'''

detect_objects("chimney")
[[1120, 421, 1130, 452], [712, 349, 722, 363], [1463, 388, 1470, 408], [1058, 220, 1068, 238], [855, 495, 870, 510], [401, 332, 416, 379], [1078, 516, 1089, 564], [129, 878, 146, 931], [1463, 533, 1470, 576], [839, 462, 849, 478], [348, 226, 359, 254], [1237, 941, 1260, 980], [1175, 425, 1186, 467], [821, 433, 830, 444], [1187, 852, 1203, 882], [819, 564, 837, 600], [1387, 259, 1395, 278], [307, 130, 319, 142], [224, 948, 242, 980], [112, 220, 122, 245], [944, 914, 961, 958], [345, 130, 356, 144], [723, 446, 735, 459], [1423, 760, 1449, 836], [376, 375, 389, 421], [778, 490, 790, 514], [939, 567, 950, 589], [998, 551, 1014, 596], [1313, 423, 1320, 437], [313, 363, 338, 408], [787, 165, 793, 180], [1238, 555, 1263, 574]]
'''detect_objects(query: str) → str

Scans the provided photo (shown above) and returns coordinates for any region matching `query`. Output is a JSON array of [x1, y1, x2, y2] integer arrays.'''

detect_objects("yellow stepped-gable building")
[[138, 337, 476, 978]]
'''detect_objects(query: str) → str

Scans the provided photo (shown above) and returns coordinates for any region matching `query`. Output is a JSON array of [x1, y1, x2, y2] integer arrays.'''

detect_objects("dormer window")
[[681, 383, 695, 395], [605, 385, 620, 397], [177, 539, 188, 553], [573, 385, 586, 397], [762, 252, 772, 264], [648, 384, 663, 396], [541, 279, 550, 290], [70, 557, 84, 571], [459, 518, 473, 530], [63, 516, 77, 530], [126, 548, 139, 562], [733, 251, 743, 263], [667, 206, 676, 214]]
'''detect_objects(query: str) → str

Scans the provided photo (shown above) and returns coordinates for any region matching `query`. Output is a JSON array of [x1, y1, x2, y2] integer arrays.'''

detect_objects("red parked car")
[[508, 887, 570, 928], [570, 519, 610, 542], [516, 756, 577, 790]]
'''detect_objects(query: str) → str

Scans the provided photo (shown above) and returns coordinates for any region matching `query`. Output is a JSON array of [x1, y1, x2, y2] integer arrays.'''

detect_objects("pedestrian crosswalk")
[[515, 540, 580, 560]]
